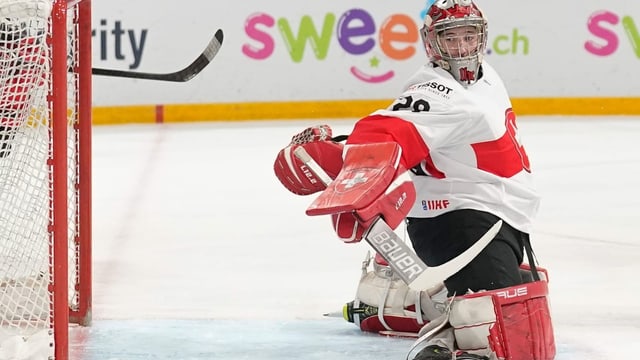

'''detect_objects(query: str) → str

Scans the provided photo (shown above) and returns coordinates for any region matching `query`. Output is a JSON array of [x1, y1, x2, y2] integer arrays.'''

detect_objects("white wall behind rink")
[[90, 0, 640, 108]]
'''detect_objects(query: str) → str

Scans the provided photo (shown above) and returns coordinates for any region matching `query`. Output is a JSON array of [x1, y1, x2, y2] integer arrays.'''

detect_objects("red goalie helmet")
[[421, 0, 488, 86]]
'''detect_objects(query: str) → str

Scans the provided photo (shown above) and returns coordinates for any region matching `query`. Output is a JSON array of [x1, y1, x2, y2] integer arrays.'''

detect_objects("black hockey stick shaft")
[[91, 29, 223, 82]]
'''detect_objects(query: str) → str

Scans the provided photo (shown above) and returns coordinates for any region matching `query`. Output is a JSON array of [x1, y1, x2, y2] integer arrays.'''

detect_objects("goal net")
[[0, 0, 91, 359]]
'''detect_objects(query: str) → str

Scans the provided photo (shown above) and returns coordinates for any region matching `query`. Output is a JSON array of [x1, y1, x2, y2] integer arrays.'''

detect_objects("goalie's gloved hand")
[[331, 212, 367, 243], [273, 125, 344, 195]]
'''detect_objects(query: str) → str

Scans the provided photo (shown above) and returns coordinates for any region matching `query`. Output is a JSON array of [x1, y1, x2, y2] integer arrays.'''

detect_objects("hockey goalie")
[[272, 1, 556, 359]]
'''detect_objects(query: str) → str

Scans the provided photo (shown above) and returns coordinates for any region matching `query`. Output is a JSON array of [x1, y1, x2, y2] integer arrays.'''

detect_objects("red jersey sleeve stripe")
[[347, 114, 429, 169]]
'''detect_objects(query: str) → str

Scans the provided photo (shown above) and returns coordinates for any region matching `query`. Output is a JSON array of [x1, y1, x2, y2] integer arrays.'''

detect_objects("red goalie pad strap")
[[306, 142, 402, 216], [360, 315, 423, 335]]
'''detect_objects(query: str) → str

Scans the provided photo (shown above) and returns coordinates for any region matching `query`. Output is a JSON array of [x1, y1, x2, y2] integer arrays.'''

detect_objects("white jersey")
[[348, 61, 539, 233]]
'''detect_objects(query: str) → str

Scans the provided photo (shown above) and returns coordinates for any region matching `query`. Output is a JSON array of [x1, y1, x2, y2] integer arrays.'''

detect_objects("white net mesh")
[[0, 3, 52, 329], [0, 0, 86, 358], [0, 0, 51, 19]]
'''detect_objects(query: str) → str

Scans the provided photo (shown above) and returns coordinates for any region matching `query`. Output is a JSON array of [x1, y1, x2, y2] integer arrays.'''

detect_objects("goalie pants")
[[407, 209, 527, 297]]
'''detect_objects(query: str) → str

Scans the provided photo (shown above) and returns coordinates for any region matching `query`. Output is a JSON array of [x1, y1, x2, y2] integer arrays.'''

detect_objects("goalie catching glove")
[[273, 125, 344, 195]]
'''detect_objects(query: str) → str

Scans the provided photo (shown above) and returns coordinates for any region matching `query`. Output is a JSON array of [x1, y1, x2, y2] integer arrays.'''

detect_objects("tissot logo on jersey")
[[421, 199, 450, 211], [409, 81, 454, 99]]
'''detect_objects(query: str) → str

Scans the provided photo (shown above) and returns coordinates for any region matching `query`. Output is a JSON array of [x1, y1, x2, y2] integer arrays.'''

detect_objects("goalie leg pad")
[[346, 253, 446, 334], [449, 278, 556, 360]]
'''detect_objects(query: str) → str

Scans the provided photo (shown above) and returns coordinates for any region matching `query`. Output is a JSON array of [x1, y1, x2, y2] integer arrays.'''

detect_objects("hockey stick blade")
[[364, 218, 502, 290], [92, 29, 223, 82]]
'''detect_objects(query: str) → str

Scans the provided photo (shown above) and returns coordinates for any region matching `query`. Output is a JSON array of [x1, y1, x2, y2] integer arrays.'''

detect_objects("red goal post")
[[0, 0, 92, 358]]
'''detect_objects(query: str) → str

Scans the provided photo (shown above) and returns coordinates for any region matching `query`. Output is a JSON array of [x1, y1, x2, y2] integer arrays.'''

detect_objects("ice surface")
[[70, 117, 640, 359]]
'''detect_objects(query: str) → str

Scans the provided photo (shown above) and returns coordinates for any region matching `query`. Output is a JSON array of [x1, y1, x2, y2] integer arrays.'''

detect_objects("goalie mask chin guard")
[[421, 0, 488, 86]]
